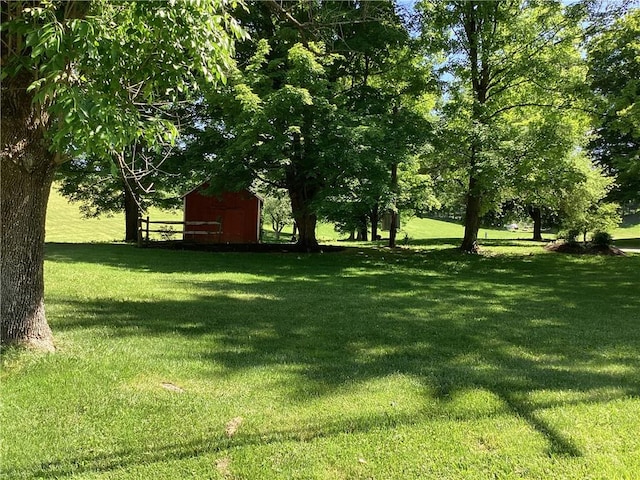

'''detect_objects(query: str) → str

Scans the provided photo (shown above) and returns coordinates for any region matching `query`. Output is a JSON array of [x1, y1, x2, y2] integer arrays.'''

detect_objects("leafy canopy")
[[1, 0, 247, 161]]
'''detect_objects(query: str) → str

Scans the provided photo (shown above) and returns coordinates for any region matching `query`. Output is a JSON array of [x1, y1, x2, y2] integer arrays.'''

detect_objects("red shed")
[[183, 184, 262, 244]]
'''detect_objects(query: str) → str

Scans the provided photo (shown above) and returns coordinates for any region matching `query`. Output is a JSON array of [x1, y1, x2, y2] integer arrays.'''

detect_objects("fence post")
[[137, 216, 143, 247]]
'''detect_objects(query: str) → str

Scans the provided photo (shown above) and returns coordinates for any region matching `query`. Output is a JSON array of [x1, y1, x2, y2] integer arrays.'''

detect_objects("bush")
[[592, 231, 613, 247], [562, 229, 581, 245]]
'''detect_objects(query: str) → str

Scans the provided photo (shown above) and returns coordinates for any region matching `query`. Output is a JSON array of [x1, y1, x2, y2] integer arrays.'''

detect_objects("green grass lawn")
[[2, 190, 638, 479], [46, 184, 553, 246], [45, 184, 184, 243], [613, 215, 640, 249], [46, 185, 639, 247]]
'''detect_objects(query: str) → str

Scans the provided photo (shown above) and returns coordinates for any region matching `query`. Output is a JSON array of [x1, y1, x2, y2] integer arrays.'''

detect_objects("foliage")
[[559, 154, 621, 243], [417, 0, 589, 251], [56, 145, 183, 218], [181, 1, 422, 247], [262, 191, 292, 240], [587, 8, 640, 203], [2, 1, 246, 161], [591, 230, 613, 247]]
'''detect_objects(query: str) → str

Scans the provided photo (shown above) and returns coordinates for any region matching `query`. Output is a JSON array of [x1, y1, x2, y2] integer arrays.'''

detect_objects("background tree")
[[506, 106, 592, 240], [559, 153, 621, 243], [55, 86, 203, 242], [1, 0, 244, 350], [56, 141, 183, 243], [418, 0, 588, 252], [183, 0, 415, 249], [587, 8, 640, 205], [262, 191, 292, 240]]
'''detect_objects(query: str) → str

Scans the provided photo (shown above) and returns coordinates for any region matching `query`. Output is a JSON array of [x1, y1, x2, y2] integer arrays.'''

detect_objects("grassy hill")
[[46, 185, 639, 246], [46, 185, 183, 243]]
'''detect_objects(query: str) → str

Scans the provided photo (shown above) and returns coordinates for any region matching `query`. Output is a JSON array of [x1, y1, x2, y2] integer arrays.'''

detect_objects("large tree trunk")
[[357, 216, 368, 241], [123, 181, 140, 243], [388, 163, 398, 248], [288, 186, 319, 250], [370, 204, 379, 241], [528, 206, 543, 241], [286, 113, 320, 251], [461, 176, 482, 253], [292, 210, 318, 250], [1, 73, 56, 351]]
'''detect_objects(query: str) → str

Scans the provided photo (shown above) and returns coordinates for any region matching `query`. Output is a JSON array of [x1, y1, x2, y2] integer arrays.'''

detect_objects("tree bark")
[[388, 163, 398, 248], [388, 209, 398, 248], [460, 3, 488, 254], [1, 72, 56, 351], [461, 176, 482, 253], [370, 203, 379, 241], [286, 112, 320, 251], [292, 210, 318, 250], [528, 206, 543, 241], [357, 216, 368, 241], [123, 181, 140, 243], [288, 186, 319, 250]]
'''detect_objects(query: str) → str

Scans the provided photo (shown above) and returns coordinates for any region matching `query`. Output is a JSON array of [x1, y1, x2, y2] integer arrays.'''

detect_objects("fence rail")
[[137, 216, 222, 246]]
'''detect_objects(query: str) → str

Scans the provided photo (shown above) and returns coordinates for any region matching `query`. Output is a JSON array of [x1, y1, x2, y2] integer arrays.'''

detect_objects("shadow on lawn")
[[24, 243, 640, 477]]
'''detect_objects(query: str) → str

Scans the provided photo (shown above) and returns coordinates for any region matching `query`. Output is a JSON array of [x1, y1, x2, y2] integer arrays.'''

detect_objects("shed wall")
[[183, 188, 261, 244]]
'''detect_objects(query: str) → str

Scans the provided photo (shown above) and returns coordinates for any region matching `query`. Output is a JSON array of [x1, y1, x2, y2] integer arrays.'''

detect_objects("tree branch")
[[263, 0, 307, 43]]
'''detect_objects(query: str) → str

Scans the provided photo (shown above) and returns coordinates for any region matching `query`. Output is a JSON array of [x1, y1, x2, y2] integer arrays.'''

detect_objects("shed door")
[[222, 209, 245, 243]]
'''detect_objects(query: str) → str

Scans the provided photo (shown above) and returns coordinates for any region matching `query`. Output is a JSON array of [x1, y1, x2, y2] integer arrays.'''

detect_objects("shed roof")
[[182, 182, 263, 201]]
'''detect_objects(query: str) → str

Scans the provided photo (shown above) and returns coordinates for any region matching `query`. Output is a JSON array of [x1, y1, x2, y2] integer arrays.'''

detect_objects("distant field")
[[47, 186, 580, 245], [613, 218, 640, 248], [46, 185, 183, 243]]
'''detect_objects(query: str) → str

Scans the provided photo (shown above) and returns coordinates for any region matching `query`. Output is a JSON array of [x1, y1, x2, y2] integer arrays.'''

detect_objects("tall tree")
[[198, 39, 347, 249], [1, 1, 244, 350], [57, 141, 184, 243], [185, 0, 414, 249], [587, 8, 640, 204], [419, 0, 587, 252]]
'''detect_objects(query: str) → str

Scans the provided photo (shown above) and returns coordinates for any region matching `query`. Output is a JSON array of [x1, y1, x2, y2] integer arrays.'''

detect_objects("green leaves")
[[587, 9, 640, 202], [419, 0, 593, 226], [3, 0, 246, 162]]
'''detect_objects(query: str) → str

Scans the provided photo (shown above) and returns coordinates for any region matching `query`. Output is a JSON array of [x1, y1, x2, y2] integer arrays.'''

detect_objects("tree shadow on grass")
[[23, 242, 640, 476]]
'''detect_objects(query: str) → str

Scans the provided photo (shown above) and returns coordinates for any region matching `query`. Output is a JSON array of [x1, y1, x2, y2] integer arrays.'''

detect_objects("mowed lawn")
[[2, 192, 639, 479]]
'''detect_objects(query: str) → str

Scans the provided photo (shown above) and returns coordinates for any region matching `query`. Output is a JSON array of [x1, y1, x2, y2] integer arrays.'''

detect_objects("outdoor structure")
[[182, 184, 262, 244]]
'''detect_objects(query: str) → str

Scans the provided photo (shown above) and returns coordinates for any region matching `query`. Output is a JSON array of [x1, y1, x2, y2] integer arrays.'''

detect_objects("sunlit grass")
[[46, 184, 183, 243], [5, 186, 635, 478], [2, 241, 639, 479]]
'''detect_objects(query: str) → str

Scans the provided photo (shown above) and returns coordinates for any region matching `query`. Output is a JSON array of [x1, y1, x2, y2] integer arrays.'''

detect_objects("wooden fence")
[[137, 216, 222, 246]]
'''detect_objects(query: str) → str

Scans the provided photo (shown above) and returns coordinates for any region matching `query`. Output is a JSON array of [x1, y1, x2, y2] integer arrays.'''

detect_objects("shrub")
[[562, 229, 581, 245], [592, 231, 613, 247]]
